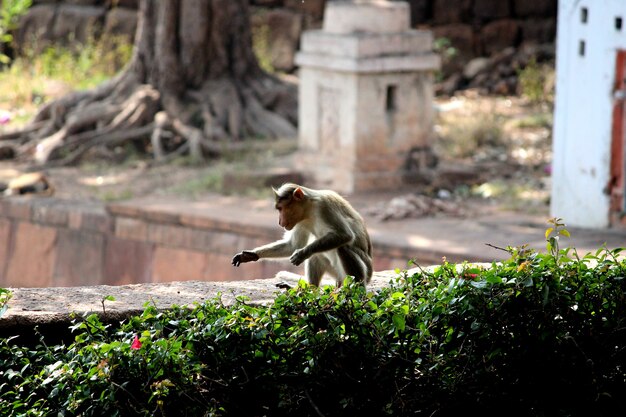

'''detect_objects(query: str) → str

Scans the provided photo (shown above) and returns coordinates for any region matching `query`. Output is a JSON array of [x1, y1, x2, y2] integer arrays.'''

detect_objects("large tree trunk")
[[3, 0, 297, 166]]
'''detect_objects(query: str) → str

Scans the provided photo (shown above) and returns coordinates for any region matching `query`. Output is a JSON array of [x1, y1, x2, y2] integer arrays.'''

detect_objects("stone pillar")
[[295, 0, 440, 193]]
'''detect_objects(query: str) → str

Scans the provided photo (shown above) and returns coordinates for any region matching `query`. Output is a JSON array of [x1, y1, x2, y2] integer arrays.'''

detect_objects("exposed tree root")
[[0, 70, 296, 168], [1, 0, 298, 168]]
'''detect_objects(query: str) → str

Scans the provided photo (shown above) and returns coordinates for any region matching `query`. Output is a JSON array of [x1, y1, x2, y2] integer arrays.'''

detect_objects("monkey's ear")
[[293, 187, 305, 201]]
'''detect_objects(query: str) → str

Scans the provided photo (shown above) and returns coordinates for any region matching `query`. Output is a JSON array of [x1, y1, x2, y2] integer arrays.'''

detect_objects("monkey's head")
[[273, 184, 309, 231]]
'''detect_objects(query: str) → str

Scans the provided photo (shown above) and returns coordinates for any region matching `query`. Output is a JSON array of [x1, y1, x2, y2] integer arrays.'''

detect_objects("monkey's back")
[[317, 190, 373, 258]]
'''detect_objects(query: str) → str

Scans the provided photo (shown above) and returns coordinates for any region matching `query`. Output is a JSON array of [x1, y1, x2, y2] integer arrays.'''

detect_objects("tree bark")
[[4, 0, 297, 165]]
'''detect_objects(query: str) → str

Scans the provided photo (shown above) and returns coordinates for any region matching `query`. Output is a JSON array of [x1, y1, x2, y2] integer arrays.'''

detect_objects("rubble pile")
[[437, 44, 555, 96], [367, 193, 467, 221]]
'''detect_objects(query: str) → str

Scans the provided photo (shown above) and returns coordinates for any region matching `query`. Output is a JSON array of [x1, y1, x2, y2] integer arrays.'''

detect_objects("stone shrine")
[[295, 0, 440, 193]]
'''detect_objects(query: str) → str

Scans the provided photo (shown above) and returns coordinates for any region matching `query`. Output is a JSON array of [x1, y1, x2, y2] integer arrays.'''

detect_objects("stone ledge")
[[0, 270, 401, 331], [300, 30, 434, 58], [3, 194, 623, 290], [295, 51, 441, 73], [107, 197, 283, 239]]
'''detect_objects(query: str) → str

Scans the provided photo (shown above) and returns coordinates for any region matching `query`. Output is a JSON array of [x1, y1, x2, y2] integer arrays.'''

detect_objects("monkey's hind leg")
[[305, 255, 331, 287], [337, 246, 370, 284]]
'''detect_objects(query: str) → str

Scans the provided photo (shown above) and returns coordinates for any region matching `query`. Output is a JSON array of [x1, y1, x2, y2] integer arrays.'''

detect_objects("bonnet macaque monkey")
[[232, 183, 373, 286]]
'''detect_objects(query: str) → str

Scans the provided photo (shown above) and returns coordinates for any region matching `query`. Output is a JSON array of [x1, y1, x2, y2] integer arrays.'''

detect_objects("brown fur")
[[232, 183, 373, 286]]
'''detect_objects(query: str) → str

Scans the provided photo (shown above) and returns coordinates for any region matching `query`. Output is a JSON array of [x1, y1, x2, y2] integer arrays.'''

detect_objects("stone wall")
[[0, 196, 288, 287], [14, 1, 557, 73], [0, 196, 419, 288]]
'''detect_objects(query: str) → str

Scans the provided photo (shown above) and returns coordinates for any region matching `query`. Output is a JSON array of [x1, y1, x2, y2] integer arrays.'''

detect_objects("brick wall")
[[0, 196, 418, 288]]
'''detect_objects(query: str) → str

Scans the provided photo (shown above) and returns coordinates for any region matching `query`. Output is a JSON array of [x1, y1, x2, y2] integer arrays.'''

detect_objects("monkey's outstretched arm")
[[254, 239, 295, 259], [232, 236, 298, 267]]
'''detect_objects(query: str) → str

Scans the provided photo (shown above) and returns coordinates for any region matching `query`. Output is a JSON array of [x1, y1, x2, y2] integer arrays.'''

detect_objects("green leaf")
[[392, 314, 406, 332], [445, 326, 455, 342], [485, 274, 502, 284], [391, 292, 405, 300]]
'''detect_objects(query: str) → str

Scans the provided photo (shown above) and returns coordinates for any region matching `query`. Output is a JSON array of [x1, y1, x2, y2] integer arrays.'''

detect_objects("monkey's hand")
[[232, 250, 259, 267], [289, 248, 309, 266]]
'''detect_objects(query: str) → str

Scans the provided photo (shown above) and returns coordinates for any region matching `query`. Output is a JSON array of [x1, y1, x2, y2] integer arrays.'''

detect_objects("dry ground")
[[0, 91, 553, 219]]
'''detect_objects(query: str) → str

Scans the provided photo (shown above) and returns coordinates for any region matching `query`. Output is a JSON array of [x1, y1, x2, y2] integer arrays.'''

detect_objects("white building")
[[551, 0, 626, 228]]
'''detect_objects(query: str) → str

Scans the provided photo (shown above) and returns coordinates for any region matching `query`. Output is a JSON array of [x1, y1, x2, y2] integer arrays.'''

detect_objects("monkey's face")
[[275, 198, 305, 231]]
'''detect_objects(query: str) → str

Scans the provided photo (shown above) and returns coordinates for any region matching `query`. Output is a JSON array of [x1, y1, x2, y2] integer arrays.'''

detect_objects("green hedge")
[[1, 226, 625, 416]]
